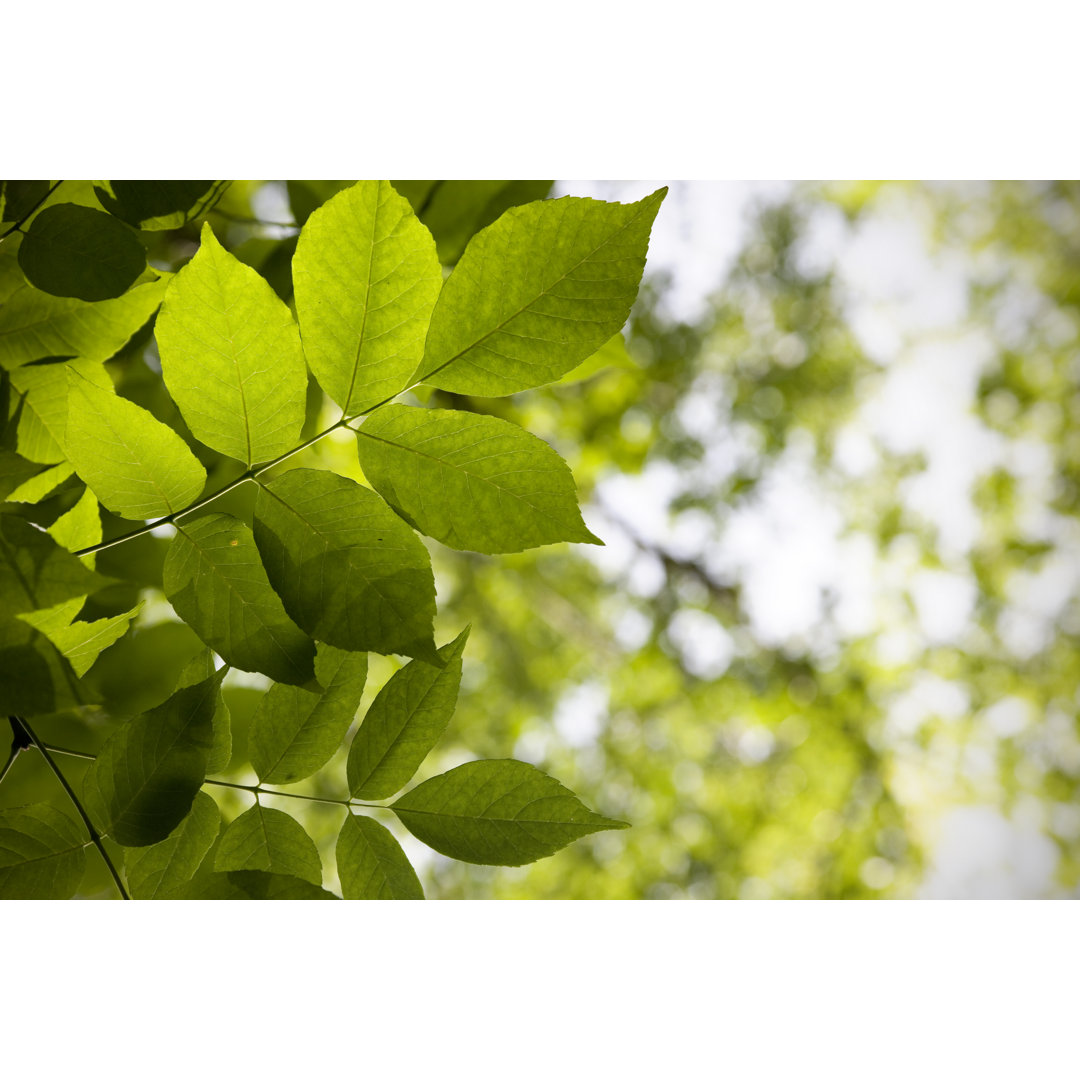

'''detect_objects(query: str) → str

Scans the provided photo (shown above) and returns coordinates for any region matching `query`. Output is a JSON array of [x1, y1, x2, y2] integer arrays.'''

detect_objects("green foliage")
[[0, 180, 656, 899]]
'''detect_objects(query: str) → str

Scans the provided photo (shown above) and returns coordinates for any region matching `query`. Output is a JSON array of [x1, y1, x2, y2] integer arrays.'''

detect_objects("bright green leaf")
[[348, 628, 468, 799], [0, 276, 169, 370], [392, 759, 628, 866], [214, 804, 322, 885], [555, 332, 635, 386], [156, 223, 308, 465], [356, 405, 601, 553], [163, 513, 317, 686], [293, 180, 442, 414], [19, 599, 142, 677], [83, 672, 221, 847], [47, 487, 101, 564], [0, 451, 44, 500], [415, 189, 666, 395], [123, 790, 220, 899], [336, 814, 423, 899], [250, 644, 367, 785], [5, 460, 74, 503], [18, 204, 146, 301], [64, 368, 206, 520], [252, 468, 437, 657], [0, 804, 87, 899]]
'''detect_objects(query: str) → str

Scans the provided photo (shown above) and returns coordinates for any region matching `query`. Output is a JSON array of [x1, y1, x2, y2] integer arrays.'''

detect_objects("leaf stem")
[[0, 743, 21, 788], [0, 181, 64, 243], [16, 718, 130, 900]]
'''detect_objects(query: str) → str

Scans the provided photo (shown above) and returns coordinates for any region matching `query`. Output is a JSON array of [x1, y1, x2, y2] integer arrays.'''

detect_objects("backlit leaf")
[[250, 644, 368, 784], [293, 180, 442, 414], [19, 599, 142, 677], [392, 759, 628, 866], [163, 513, 317, 686], [4, 460, 74, 503], [18, 204, 146, 301], [252, 468, 437, 657], [176, 649, 231, 774], [348, 628, 468, 799], [415, 189, 665, 395], [1, 180, 51, 223], [163, 869, 337, 899], [156, 223, 307, 465], [123, 790, 220, 899], [214, 804, 322, 885], [64, 368, 206, 520], [356, 405, 600, 553], [0, 804, 87, 899], [95, 181, 228, 231], [83, 672, 222, 847], [336, 814, 423, 899]]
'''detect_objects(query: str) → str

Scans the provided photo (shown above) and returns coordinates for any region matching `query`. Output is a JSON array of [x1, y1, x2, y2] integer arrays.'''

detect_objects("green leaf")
[[555, 332, 635, 386], [163, 869, 337, 899], [252, 468, 437, 657], [47, 487, 101, 563], [0, 276, 169, 370], [1, 180, 51, 223], [415, 189, 666, 395], [176, 649, 231, 773], [94, 181, 228, 231], [19, 599, 142, 677], [163, 512, 317, 687], [123, 790, 220, 899], [156, 223, 308, 465], [0, 804, 87, 899], [64, 368, 207, 520], [83, 672, 221, 847], [392, 759, 628, 866], [214, 804, 322, 885], [18, 204, 146, 301], [336, 814, 423, 899], [0, 450, 44, 499], [9, 359, 116, 465], [356, 405, 601, 553], [250, 643, 367, 785], [347, 628, 468, 799], [293, 180, 442, 414], [4, 460, 74, 503]]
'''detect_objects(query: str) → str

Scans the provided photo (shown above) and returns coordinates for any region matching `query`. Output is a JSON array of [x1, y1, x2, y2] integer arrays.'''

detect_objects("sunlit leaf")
[[214, 804, 322, 885], [356, 405, 601, 553], [123, 790, 220, 899], [414, 189, 666, 395], [19, 599, 142, 677], [0, 804, 87, 899], [336, 814, 423, 899], [95, 181, 228, 231], [348, 628, 468, 799], [392, 759, 628, 866]]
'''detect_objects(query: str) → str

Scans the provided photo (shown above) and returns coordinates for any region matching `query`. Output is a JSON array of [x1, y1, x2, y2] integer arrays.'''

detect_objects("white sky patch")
[[665, 609, 734, 679], [553, 681, 609, 748], [909, 568, 978, 644]]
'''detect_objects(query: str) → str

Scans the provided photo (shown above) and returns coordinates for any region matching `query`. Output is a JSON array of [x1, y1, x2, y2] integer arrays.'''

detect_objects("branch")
[[15, 718, 129, 900]]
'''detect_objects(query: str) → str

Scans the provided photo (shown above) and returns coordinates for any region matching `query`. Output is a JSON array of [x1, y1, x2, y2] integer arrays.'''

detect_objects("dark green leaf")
[[214, 804, 322, 885], [356, 405, 601, 553], [293, 180, 442, 414], [1, 180, 51, 223], [18, 204, 146, 301], [347, 629, 468, 799], [0, 276, 169, 370], [163, 869, 337, 899], [176, 649, 231, 773], [156, 223, 308, 465], [123, 790, 220, 899], [250, 644, 367, 784], [0, 804, 87, 899], [83, 672, 221, 846], [415, 189, 666, 395], [94, 181, 227, 231], [336, 813, 423, 899], [252, 468, 436, 658], [392, 759, 628, 866], [64, 368, 207, 520], [0, 450, 44, 499], [163, 513, 317, 686]]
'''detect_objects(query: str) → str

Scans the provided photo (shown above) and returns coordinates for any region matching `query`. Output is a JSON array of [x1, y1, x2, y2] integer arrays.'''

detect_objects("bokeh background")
[[9, 180, 1079, 899]]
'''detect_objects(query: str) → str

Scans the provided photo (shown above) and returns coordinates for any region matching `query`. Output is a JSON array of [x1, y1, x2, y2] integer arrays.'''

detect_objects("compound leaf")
[[293, 180, 442, 414], [252, 468, 436, 658], [156, 223, 307, 465], [18, 203, 146, 301], [123, 790, 220, 899], [415, 189, 665, 395], [64, 368, 206, 520], [0, 804, 87, 899], [336, 814, 423, 899], [163, 513, 316, 687], [347, 628, 468, 799], [214, 804, 322, 886], [83, 671, 221, 847], [356, 404, 600, 553], [392, 759, 628, 866], [0, 275, 168, 370], [250, 644, 368, 785]]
